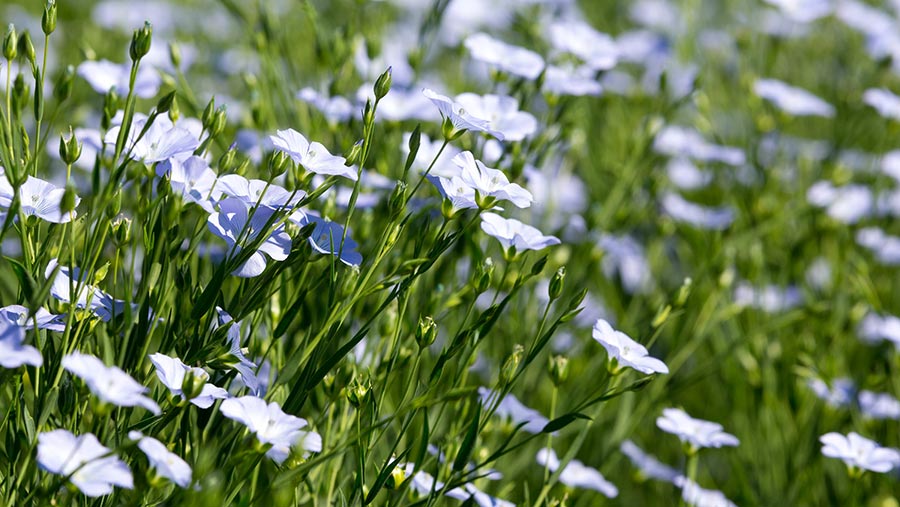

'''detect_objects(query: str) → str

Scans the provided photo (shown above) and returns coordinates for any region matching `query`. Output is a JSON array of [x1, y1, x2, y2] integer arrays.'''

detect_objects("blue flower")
[[207, 197, 293, 278], [38, 430, 133, 497]]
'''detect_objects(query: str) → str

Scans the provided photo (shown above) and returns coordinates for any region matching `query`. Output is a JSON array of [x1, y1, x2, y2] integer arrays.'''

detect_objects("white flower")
[[220, 396, 322, 464], [454, 93, 538, 142], [754, 78, 835, 117], [149, 353, 229, 408], [856, 228, 900, 265], [733, 282, 803, 312], [592, 319, 668, 374], [104, 114, 200, 164], [820, 432, 900, 473], [543, 65, 603, 97], [863, 88, 900, 120], [547, 20, 618, 71], [128, 431, 192, 488], [37, 430, 133, 497], [447, 151, 533, 208], [620, 440, 681, 483], [62, 352, 161, 414], [480, 213, 560, 253], [764, 0, 833, 23], [16, 176, 81, 224], [806, 181, 873, 224], [656, 408, 739, 450], [422, 88, 504, 139], [660, 192, 734, 230], [666, 158, 712, 190], [270, 129, 356, 180], [536, 448, 618, 498], [463, 32, 544, 80], [675, 477, 739, 507], [859, 390, 900, 420], [0, 320, 42, 368], [654, 126, 746, 166], [478, 387, 549, 434]]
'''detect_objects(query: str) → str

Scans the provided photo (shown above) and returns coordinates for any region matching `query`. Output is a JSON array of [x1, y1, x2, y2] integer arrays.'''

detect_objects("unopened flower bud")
[[347, 377, 372, 408], [59, 127, 82, 165], [156, 90, 176, 115], [3, 25, 17, 61], [100, 87, 118, 129], [500, 344, 524, 385], [17, 31, 35, 67], [168, 42, 182, 70], [675, 277, 692, 307], [129, 22, 153, 62], [345, 139, 363, 167], [386, 464, 406, 489], [548, 355, 569, 386], [52, 71, 73, 110], [388, 182, 407, 218], [60, 184, 78, 215], [415, 316, 437, 350], [363, 98, 375, 126], [549, 267, 565, 300], [374, 66, 392, 100], [180, 368, 207, 401], [473, 258, 493, 294], [268, 149, 290, 179], [202, 96, 217, 130], [651, 304, 671, 328], [42, 1, 57, 36], [218, 146, 238, 173], [111, 215, 131, 244]]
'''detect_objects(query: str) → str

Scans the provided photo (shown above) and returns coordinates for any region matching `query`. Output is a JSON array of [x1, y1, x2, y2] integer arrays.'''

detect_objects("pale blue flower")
[[765, 0, 833, 23], [46, 259, 131, 322], [620, 440, 681, 483], [438, 151, 533, 210], [62, 352, 161, 414], [654, 126, 746, 166], [38, 430, 133, 497], [592, 319, 668, 375], [733, 282, 803, 312], [215, 174, 305, 212], [216, 307, 260, 393], [306, 214, 363, 267], [856, 228, 900, 265], [547, 20, 618, 71], [15, 176, 80, 224], [820, 432, 900, 473], [128, 431, 192, 488], [220, 396, 322, 464], [270, 129, 356, 180], [859, 390, 900, 420], [479, 387, 549, 434], [657, 408, 739, 450], [536, 448, 618, 498], [0, 320, 42, 368], [104, 114, 200, 164], [207, 197, 293, 278], [149, 353, 229, 408], [77, 59, 161, 98], [807, 377, 856, 407], [675, 477, 739, 507], [863, 88, 900, 120], [660, 192, 734, 230], [598, 234, 652, 295], [157, 156, 222, 213], [0, 304, 65, 332], [859, 311, 900, 347], [297, 88, 354, 123]]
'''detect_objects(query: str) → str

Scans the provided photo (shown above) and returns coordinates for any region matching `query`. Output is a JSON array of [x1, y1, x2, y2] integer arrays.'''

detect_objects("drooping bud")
[[548, 267, 565, 300], [374, 66, 392, 100], [548, 355, 569, 386], [129, 22, 153, 63], [42, 1, 57, 36], [415, 316, 437, 350], [3, 25, 17, 61]]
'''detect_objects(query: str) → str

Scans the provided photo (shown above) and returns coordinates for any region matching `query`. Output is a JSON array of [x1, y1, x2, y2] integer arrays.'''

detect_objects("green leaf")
[[452, 401, 481, 472], [541, 412, 591, 433]]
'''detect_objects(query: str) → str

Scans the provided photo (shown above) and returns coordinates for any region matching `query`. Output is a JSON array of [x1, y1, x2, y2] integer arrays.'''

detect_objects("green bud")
[[168, 42, 182, 70], [530, 255, 548, 276], [211, 106, 228, 137], [3, 25, 17, 61], [675, 277, 692, 307], [415, 316, 437, 350], [549, 267, 565, 300], [156, 90, 176, 115], [59, 127, 82, 166], [344, 139, 364, 167], [60, 184, 78, 215], [499, 344, 524, 385], [12, 74, 27, 115], [17, 31, 35, 67], [374, 66, 392, 100], [218, 146, 238, 173], [129, 22, 153, 62], [388, 182, 407, 218], [202, 97, 217, 130], [268, 149, 290, 179], [363, 98, 375, 126], [111, 215, 131, 244], [32, 66, 43, 122], [42, 1, 57, 36], [440, 197, 458, 220], [180, 368, 208, 401], [54, 65, 75, 104], [548, 355, 569, 386], [168, 94, 180, 123], [346, 376, 372, 408], [386, 464, 406, 489], [651, 304, 671, 328], [473, 258, 494, 294]]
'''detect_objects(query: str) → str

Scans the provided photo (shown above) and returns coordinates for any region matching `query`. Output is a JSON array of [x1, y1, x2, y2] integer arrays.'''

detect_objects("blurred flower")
[[454, 93, 538, 142], [660, 192, 734, 230], [402, 132, 461, 178], [543, 64, 604, 96], [863, 88, 900, 121], [271, 129, 356, 180], [38, 430, 133, 497], [656, 408, 739, 450], [592, 319, 668, 374], [856, 228, 900, 265], [666, 159, 712, 190], [754, 78, 835, 117], [478, 387, 549, 434], [297, 88, 354, 123], [764, 0, 833, 23], [858, 311, 900, 347], [128, 431, 192, 488], [807, 377, 855, 407], [0, 320, 42, 368], [859, 390, 900, 420], [598, 234, 652, 295], [62, 352, 161, 414], [620, 440, 681, 483], [820, 432, 900, 473], [46, 259, 132, 322], [220, 396, 322, 464], [654, 126, 746, 166], [148, 353, 229, 408], [536, 448, 618, 498], [77, 59, 161, 98], [674, 477, 738, 507], [547, 20, 618, 70], [463, 32, 544, 80], [806, 181, 873, 224]]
